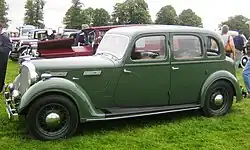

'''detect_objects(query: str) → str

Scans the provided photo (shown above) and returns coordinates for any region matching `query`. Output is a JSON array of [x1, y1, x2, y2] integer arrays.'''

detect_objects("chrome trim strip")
[[83, 70, 102, 76], [86, 107, 200, 122], [50, 72, 68, 77]]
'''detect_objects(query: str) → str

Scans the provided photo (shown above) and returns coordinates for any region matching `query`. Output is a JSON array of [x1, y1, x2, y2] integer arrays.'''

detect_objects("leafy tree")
[[178, 9, 203, 27], [221, 15, 250, 38], [24, 0, 35, 25], [24, 0, 45, 28], [0, 0, 10, 28], [92, 8, 110, 26], [33, 0, 45, 28], [84, 7, 95, 25], [63, 0, 90, 29], [111, 3, 128, 24], [155, 5, 178, 25], [111, 0, 151, 25]]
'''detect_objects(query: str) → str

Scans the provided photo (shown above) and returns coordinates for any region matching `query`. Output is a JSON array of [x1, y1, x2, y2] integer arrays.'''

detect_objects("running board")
[[86, 104, 201, 122]]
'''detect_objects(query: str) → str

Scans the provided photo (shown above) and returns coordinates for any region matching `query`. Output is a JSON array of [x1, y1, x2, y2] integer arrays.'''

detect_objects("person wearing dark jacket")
[[234, 31, 245, 51], [0, 23, 12, 92]]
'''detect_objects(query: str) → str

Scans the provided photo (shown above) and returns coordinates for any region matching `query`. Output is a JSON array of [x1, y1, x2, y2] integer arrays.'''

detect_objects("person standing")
[[221, 25, 236, 60], [243, 37, 250, 98], [0, 23, 12, 92], [234, 30, 245, 67], [74, 24, 89, 46]]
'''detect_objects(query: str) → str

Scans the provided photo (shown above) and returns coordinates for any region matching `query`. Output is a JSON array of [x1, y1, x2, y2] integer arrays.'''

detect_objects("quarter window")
[[131, 35, 166, 60], [173, 35, 202, 59], [206, 36, 220, 57]]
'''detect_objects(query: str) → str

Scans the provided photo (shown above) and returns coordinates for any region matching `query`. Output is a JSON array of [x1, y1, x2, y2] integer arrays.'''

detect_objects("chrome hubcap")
[[214, 94, 224, 106], [243, 59, 248, 63], [45, 113, 61, 128]]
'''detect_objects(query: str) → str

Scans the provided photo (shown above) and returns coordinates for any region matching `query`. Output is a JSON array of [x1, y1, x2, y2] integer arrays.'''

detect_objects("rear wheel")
[[26, 94, 79, 141], [203, 80, 234, 117]]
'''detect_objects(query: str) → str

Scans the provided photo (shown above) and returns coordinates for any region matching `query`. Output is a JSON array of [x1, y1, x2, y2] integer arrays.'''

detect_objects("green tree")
[[178, 9, 203, 27], [92, 8, 110, 26], [221, 15, 250, 38], [24, 0, 35, 25], [111, 0, 151, 25], [111, 3, 128, 24], [84, 7, 95, 25], [155, 5, 178, 25], [63, 0, 90, 29], [0, 0, 10, 28], [24, 0, 45, 28], [33, 0, 45, 28]]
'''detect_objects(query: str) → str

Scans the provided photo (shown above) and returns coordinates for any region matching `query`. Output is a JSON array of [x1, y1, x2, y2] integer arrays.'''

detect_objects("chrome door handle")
[[172, 67, 179, 70], [124, 69, 132, 73]]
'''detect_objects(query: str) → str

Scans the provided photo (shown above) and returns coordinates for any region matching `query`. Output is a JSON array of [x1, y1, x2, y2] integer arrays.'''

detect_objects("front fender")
[[200, 70, 243, 106], [18, 77, 105, 121]]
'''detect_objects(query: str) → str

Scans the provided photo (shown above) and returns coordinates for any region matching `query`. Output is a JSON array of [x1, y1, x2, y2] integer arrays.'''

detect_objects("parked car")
[[10, 29, 56, 61], [3, 25, 243, 141]]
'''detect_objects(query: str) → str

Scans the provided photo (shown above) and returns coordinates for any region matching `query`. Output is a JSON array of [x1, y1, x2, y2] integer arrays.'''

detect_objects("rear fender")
[[18, 77, 105, 121], [200, 70, 243, 106]]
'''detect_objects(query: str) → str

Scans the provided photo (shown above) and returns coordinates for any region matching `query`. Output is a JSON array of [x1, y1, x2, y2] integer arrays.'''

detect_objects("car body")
[[3, 25, 243, 141]]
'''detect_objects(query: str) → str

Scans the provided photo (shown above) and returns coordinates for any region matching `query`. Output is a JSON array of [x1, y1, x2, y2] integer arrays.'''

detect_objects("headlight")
[[29, 70, 39, 85], [22, 61, 39, 85]]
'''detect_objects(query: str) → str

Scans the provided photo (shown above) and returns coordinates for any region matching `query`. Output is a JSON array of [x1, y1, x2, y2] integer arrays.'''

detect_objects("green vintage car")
[[3, 25, 243, 140]]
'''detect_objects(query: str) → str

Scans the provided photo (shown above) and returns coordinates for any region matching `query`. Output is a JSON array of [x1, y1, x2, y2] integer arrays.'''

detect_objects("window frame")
[[205, 36, 222, 58], [170, 33, 205, 62], [128, 33, 169, 63]]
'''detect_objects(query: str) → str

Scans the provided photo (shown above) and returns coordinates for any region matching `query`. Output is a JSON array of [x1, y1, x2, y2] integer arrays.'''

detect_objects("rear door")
[[169, 33, 207, 105]]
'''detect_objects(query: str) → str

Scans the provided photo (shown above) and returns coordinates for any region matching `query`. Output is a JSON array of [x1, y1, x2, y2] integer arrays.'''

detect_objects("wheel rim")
[[36, 103, 70, 137], [209, 87, 228, 112], [240, 56, 248, 68]]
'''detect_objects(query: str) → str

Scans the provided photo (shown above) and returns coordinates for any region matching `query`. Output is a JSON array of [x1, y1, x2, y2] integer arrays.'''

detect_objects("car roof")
[[107, 25, 220, 38]]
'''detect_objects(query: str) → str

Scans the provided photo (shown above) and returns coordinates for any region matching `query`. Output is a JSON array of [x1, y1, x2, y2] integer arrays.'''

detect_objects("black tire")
[[26, 94, 79, 141], [202, 80, 234, 117]]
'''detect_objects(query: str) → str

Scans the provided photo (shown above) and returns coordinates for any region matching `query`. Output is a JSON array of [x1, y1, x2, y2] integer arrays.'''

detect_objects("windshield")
[[96, 34, 130, 59]]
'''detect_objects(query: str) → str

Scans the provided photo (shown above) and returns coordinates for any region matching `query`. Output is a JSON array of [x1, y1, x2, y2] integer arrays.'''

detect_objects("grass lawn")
[[0, 60, 250, 150]]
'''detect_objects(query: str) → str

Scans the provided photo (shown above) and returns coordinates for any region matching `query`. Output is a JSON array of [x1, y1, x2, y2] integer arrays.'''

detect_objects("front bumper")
[[3, 84, 20, 121]]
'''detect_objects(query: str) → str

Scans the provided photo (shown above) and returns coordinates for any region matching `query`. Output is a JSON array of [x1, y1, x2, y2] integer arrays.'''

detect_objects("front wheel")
[[26, 94, 79, 141], [202, 80, 234, 117]]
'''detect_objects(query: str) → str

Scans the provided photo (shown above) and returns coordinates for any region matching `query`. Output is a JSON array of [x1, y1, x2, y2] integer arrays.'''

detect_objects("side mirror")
[[135, 38, 145, 52]]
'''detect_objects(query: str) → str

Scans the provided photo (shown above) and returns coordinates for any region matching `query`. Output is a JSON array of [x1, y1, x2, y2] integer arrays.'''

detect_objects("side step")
[[86, 104, 201, 121]]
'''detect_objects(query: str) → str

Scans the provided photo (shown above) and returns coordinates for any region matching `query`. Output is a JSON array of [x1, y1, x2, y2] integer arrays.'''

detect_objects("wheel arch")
[[200, 70, 242, 107], [18, 78, 106, 121], [19, 91, 79, 117]]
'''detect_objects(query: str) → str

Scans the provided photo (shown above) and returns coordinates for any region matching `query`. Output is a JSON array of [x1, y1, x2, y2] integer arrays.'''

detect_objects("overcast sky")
[[6, 0, 250, 31]]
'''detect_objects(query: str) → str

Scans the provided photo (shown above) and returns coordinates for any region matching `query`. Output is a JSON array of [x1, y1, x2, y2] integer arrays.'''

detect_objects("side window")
[[173, 35, 202, 60], [131, 35, 166, 61], [206, 36, 220, 57]]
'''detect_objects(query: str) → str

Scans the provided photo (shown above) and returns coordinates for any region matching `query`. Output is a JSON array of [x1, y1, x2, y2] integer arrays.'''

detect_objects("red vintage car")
[[36, 24, 146, 58]]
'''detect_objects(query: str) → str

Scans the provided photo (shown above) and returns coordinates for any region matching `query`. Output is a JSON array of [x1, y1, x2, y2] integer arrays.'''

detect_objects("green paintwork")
[[10, 25, 243, 122]]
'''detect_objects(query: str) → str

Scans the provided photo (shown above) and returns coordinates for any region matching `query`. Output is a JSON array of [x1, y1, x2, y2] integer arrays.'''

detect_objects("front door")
[[114, 34, 171, 107], [169, 33, 207, 105]]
